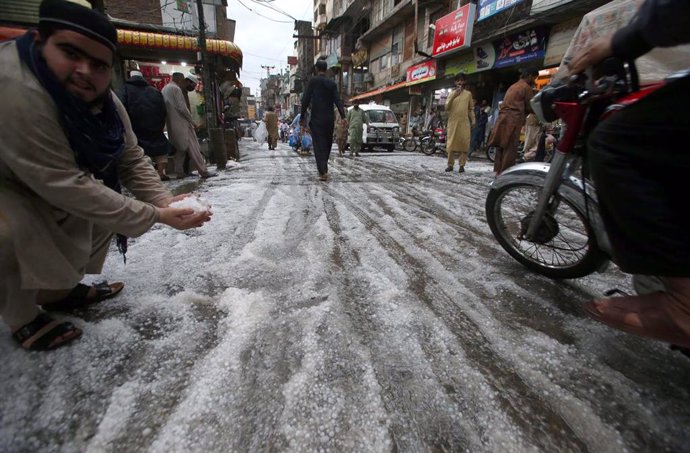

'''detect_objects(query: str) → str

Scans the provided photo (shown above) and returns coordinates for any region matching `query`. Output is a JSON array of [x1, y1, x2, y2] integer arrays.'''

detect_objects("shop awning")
[[0, 26, 242, 68], [349, 80, 409, 101], [117, 30, 242, 67]]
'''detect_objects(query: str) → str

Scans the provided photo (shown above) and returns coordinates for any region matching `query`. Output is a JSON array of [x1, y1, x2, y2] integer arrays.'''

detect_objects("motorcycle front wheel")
[[487, 146, 496, 162], [485, 182, 607, 279], [403, 138, 417, 152]]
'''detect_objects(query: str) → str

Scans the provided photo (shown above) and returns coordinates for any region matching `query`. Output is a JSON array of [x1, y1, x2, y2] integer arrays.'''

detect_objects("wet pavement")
[[1, 139, 688, 453]]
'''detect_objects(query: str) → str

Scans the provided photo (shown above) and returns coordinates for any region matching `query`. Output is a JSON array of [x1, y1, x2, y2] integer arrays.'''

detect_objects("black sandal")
[[12, 313, 82, 351], [42, 281, 124, 312]]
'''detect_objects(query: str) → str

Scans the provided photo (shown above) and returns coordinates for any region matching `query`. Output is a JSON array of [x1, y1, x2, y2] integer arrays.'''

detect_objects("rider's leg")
[[585, 75, 690, 344]]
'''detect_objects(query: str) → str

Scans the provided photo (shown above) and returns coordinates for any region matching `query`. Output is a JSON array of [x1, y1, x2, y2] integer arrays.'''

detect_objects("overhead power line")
[[234, 0, 294, 23]]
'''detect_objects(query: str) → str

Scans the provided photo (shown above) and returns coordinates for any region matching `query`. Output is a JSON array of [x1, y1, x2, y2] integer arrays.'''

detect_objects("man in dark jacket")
[[300, 60, 346, 181], [118, 70, 170, 180], [569, 0, 690, 348]]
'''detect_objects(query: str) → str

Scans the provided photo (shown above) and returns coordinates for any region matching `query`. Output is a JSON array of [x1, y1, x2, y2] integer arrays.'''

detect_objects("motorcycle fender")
[[489, 163, 612, 256]]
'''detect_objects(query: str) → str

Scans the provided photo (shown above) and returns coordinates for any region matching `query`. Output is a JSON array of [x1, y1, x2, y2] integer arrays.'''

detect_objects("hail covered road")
[[1, 138, 688, 453]]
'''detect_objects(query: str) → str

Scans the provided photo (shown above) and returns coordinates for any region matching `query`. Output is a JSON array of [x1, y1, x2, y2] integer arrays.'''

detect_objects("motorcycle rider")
[[569, 0, 690, 348]]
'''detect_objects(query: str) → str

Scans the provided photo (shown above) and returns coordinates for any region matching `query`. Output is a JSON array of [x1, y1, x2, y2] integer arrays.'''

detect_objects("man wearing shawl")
[[0, 0, 211, 351]]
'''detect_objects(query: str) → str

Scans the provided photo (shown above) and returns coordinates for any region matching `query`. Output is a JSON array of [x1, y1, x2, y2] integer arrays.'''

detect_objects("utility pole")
[[261, 65, 275, 78], [196, 0, 216, 132], [196, 0, 226, 167]]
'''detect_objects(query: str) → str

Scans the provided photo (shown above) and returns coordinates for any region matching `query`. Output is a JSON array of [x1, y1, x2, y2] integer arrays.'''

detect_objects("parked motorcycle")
[[485, 59, 682, 279], [395, 135, 418, 152], [420, 127, 447, 156]]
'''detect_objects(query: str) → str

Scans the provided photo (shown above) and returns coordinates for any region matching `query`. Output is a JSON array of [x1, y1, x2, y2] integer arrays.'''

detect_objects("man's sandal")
[[42, 281, 124, 312], [12, 313, 82, 351]]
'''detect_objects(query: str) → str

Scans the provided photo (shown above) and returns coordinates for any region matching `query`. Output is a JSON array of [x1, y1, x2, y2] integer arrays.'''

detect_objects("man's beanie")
[[39, 0, 118, 52]]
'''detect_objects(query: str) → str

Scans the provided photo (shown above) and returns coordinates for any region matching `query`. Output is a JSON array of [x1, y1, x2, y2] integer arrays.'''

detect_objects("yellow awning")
[[117, 29, 242, 67]]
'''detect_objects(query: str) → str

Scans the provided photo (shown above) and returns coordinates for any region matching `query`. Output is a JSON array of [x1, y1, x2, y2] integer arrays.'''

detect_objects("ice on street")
[[1, 140, 689, 453]]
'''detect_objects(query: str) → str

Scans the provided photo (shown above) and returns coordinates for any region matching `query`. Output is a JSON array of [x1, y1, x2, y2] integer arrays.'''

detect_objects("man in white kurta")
[[161, 73, 213, 179], [0, 0, 211, 351]]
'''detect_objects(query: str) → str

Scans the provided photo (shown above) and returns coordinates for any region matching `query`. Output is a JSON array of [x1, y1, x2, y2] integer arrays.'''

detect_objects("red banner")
[[406, 60, 437, 85], [431, 4, 476, 58]]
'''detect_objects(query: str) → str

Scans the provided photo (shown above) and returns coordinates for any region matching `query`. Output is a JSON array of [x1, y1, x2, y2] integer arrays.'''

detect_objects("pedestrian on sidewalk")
[[0, 0, 212, 351], [470, 99, 489, 154], [334, 109, 348, 157], [117, 70, 171, 180], [521, 113, 541, 162], [162, 73, 216, 179], [300, 59, 346, 181], [444, 73, 475, 173], [346, 100, 367, 157], [487, 68, 538, 175]]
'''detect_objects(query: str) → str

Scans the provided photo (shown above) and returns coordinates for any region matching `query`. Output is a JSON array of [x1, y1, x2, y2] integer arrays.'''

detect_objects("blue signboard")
[[478, 0, 525, 21], [492, 27, 548, 68]]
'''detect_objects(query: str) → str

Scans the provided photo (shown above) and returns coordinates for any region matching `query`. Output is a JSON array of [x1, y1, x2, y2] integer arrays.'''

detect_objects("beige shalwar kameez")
[[161, 82, 209, 178], [0, 40, 172, 327], [445, 89, 475, 169]]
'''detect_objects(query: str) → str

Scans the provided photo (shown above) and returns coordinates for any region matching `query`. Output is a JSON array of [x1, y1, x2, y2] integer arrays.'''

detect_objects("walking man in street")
[[471, 99, 489, 154], [263, 106, 279, 150], [300, 59, 346, 181], [346, 101, 367, 157], [487, 68, 538, 175], [445, 74, 475, 173], [118, 70, 171, 180], [0, 0, 212, 351], [162, 73, 215, 179]]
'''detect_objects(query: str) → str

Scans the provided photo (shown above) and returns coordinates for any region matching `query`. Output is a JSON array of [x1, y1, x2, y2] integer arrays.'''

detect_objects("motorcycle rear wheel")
[[486, 182, 607, 279], [421, 140, 435, 155]]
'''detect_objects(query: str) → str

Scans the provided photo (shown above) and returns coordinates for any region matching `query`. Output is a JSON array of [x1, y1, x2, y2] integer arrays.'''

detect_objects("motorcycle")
[[485, 59, 683, 279], [420, 127, 447, 156], [395, 135, 419, 152]]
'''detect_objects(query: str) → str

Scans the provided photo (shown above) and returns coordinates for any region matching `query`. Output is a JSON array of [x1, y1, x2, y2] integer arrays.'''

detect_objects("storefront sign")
[[478, 0, 524, 21], [530, 0, 576, 14], [406, 60, 437, 85], [352, 49, 368, 67], [492, 27, 548, 69], [444, 51, 477, 77], [543, 18, 579, 67], [431, 4, 476, 58]]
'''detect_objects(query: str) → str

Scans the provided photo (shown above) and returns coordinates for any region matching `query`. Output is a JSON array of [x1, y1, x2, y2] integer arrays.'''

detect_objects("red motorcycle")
[[420, 127, 447, 156], [485, 59, 687, 278]]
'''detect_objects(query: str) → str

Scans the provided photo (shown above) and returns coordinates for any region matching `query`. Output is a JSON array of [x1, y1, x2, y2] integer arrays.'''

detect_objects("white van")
[[347, 103, 400, 152]]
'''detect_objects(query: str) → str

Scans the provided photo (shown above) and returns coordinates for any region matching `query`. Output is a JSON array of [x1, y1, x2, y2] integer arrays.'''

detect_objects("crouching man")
[[0, 0, 212, 351]]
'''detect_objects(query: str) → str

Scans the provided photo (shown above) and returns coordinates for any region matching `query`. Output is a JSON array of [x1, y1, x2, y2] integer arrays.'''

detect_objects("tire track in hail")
[[322, 185, 592, 452]]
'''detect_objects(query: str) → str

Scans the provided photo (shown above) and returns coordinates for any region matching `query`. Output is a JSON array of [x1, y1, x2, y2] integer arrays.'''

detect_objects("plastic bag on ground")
[[301, 133, 312, 151], [254, 121, 268, 144]]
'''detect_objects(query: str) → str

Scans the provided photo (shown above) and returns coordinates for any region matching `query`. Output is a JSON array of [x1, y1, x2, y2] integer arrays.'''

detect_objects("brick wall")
[[105, 0, 163, 25]]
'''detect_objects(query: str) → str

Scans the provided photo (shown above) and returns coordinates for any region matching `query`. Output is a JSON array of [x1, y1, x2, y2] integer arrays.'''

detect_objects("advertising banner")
[[406, 60, 437, 85], [444, 51, 477, 77], [492, 27, 548, 68], [478, 0, 524, 21], [431, 4, 476, 58], [530, 0, 576, 15]]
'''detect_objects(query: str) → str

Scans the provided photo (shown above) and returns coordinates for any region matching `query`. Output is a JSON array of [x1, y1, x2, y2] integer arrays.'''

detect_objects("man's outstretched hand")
[[158, 206, 212, 230]]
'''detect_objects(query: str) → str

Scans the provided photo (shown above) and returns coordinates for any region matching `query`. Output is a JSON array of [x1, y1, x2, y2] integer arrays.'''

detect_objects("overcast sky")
[[227, 0, 314, 96]]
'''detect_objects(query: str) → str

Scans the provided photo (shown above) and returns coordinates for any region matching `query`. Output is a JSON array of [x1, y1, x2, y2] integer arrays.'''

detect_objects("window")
[[428, 9, 445, 48], [319, 4, 326, 15], [379, 53, 389, 69], [366, 110, 397, 123]]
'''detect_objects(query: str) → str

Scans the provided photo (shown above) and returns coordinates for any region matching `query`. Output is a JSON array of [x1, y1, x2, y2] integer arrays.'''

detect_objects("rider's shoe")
[[584, 277, 690, 348]]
